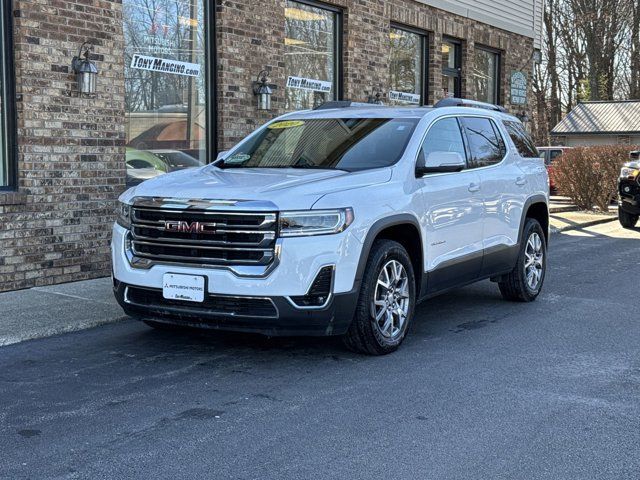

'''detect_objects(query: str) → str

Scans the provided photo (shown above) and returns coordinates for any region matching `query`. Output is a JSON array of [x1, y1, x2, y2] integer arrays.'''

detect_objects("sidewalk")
[[0, 208, 620, 347], [0, 278, 126, 346]]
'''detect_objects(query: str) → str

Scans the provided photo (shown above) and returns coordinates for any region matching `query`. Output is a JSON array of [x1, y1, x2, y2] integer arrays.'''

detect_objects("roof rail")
[[434, 98, 506, 113], [313, 100, 383, 110]]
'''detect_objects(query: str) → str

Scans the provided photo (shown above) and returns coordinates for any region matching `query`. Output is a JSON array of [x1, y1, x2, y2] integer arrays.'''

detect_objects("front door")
[[416, 117, 484, 293]]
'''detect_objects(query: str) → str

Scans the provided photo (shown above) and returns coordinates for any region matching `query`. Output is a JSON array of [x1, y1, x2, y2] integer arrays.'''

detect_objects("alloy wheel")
[[372, 260, 410, 339], [524, 232, 544, 291]]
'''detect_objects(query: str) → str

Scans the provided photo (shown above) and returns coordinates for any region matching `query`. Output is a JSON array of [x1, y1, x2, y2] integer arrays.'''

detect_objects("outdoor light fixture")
[[72, 42, 98, 95], [253, 70, 273, 111]]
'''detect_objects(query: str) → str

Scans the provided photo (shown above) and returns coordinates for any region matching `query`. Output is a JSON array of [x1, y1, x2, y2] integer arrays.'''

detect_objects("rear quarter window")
[[503, 120, 539, 158]]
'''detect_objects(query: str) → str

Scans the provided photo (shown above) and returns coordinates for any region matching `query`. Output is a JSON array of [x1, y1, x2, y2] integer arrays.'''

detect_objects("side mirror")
[[216, 150, 229, 162], [416, 151, 466, 176]]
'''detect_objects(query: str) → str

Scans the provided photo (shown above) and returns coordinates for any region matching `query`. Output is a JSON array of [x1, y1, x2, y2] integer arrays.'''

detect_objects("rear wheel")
[[498, 218, 546, 302], [619, 209, 639, 229], [343, 240, 416, 355]]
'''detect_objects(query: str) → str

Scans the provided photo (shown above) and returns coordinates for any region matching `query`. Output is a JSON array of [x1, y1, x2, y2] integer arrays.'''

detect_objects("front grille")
[[130, 205, 277, 266], [126, 286, 278, 318]]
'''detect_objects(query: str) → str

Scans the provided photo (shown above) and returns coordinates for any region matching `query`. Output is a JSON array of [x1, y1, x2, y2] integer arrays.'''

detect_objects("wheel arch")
[[354, 214, 424, 297], [520, 195, 549, 245]]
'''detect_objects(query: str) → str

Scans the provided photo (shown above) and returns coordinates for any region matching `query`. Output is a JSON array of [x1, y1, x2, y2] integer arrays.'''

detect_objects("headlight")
[[279, 208, 354, 237], [621, 166, 640, 179], [116, 201, 131, 229]]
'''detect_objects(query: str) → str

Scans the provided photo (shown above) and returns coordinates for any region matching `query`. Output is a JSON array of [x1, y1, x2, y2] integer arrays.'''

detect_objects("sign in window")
[[123, 0, 208, 186], [389, 26, 426, 106], [285, 1, 340, 110]]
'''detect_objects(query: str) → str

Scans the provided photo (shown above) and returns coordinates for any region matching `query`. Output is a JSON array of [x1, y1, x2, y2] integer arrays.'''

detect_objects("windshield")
[[218, 118, 419, 171]]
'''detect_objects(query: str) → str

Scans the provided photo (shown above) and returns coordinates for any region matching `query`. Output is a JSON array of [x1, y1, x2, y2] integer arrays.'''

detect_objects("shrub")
[[551, 145, 637, 211]]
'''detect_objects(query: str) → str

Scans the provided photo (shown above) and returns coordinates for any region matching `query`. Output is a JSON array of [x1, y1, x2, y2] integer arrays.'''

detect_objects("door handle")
[[516, 176, 527, 186], [468, 182, 480, 193]]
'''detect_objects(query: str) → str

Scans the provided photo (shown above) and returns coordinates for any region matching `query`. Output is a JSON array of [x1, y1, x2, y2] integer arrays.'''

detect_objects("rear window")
[[219, 118, 420, 172], [503, 120, 539, 158]]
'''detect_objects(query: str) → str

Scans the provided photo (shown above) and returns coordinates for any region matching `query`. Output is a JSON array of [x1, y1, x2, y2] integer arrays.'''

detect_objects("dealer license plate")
[[162, 273, 205, 303]]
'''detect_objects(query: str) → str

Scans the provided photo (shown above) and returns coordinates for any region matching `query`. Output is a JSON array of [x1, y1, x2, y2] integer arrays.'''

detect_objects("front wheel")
[[498, 218, 547, 302], [619, 208, 639, 229], [343, 240, 416, 355]]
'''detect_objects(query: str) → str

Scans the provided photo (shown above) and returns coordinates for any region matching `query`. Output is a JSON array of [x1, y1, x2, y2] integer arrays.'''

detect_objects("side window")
[[503, 120, 539, 158], [549, 150, 563, 163], [418, 117, 466, 167], [460, 117, 507, 168]]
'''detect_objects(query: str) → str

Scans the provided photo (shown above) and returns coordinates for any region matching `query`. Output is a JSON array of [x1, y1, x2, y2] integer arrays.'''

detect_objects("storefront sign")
[[130, 54, 201, 77], [286, 76, 332, 93], [510, 71, 527, 105], [388, 90, 421, 105]]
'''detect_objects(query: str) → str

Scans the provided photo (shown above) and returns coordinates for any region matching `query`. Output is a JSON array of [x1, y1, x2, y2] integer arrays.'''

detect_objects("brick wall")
[[0, 0, 125, 292], [216, 0, 535, 150], [0, 0, 534, 292]]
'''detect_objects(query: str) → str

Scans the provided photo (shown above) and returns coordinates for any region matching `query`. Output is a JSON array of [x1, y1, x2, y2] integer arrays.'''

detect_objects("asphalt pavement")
[[1, 222, 639, 480]]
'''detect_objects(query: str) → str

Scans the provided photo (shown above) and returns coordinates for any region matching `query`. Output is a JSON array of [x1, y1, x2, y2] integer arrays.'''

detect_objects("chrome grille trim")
[[129, 197, 278, 268]]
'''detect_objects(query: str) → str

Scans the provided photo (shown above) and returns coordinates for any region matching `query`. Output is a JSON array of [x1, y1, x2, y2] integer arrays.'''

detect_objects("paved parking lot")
[[1, 222, 639, 479]]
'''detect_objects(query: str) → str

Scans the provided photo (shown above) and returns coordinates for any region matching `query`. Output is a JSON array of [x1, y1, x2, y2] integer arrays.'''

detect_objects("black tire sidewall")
[[619, 209, 639, 228]]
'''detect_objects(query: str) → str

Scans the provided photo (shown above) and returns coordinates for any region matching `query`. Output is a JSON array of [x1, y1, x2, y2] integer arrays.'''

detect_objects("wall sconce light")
[[367, 91, 384, 105], [71, 42, 98, 95], [253, 70, 273, 111]]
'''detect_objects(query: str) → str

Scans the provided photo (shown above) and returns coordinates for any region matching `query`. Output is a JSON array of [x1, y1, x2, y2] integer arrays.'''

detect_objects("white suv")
[[112, 99, 549, 355]]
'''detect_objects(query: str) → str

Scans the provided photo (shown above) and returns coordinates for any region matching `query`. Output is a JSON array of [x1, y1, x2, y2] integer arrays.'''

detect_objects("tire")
[[619, 209, 639, 229], [343, 240, 416, 355], [498, 218, 547, 302]]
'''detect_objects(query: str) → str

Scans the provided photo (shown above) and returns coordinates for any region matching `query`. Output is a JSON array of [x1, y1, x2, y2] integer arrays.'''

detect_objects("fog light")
[[288, 266, 334, 308]]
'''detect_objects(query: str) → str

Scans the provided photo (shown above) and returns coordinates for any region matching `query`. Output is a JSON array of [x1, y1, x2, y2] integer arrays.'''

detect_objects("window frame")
[[389, 22, 429, 106], [0, 1, 17, 191], [285, 0, 344, 106], [474, 44, 501, 105], [442, 37, 462, 98]]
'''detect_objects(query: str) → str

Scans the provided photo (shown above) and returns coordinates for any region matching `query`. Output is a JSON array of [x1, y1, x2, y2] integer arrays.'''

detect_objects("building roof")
[[552, 100, 640, 135]]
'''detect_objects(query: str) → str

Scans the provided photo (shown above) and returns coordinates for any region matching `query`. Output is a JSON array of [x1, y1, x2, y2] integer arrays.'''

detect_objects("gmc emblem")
[[164, 221, 216, 234]]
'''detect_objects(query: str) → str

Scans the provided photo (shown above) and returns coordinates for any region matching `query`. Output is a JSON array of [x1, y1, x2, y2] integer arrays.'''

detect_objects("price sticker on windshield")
[[268, 120, 305, 130]]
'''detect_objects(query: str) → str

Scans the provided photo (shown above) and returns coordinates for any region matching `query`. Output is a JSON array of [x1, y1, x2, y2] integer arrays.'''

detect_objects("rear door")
[[417, 116, 484, 293], [459, 116, 525, 276]]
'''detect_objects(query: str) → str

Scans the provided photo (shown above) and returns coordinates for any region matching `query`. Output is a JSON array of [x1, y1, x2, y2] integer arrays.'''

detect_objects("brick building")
[[0, 0, 542, 292]]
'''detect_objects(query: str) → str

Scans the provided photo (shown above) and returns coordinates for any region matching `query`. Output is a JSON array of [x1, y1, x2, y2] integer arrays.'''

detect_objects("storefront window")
[[285, 1, 340, 110], [123, 0, 208, 186], [389, 26, 426, 105], [474, 47, 500, 104], [0, 3, 10, 188], [442, 39, 461, 98]]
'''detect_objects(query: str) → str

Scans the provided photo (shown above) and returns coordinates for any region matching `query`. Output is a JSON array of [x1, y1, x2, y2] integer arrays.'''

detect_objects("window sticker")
[[286, 76, 332, 93], [268, 120, 305, 130], [130, 54, 201, 77], [388, 90, 421, 105]]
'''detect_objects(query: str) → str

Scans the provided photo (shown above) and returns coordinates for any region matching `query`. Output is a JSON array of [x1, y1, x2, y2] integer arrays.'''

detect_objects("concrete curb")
[[551, 216, 617, 234], [549, 205, 580, 214]]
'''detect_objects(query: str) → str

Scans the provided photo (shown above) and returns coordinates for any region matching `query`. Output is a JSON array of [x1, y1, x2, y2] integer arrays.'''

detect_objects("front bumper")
[[113, 279, 358, 336]]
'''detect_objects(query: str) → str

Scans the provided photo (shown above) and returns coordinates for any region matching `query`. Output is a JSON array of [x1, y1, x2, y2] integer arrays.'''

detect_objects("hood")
[[120, 166, 392, 210]]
